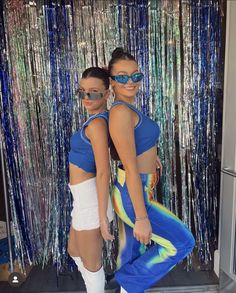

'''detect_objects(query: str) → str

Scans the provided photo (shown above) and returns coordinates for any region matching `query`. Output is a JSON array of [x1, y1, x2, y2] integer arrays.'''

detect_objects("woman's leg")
[[68, 226, 81, 257], [67, 226, 84, 272], [116, 218, 144, 271], [112, 182, 195, 293], [68, 226, 105, 293], [75, 227, 103, 271], [68, 178, 106, 292]]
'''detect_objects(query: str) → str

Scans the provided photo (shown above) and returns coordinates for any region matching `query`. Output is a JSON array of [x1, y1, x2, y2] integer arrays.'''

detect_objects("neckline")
[[114, 99, 135, 107]]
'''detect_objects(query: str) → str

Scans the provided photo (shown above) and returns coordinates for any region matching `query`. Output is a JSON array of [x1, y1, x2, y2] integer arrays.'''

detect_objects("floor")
[[0, 263, 219, 293]]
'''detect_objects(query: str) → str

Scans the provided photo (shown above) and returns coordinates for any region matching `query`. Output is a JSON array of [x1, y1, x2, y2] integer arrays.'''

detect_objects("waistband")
[[68, 177, 96, 191], [116, 166, 157, 189]]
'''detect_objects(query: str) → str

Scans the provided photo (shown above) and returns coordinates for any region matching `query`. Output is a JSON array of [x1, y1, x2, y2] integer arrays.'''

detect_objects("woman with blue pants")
[[108, 48, 195, 293]]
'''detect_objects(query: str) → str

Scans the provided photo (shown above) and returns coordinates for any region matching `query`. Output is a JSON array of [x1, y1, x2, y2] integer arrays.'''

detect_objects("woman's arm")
[[87, 118, 114, 241], [109, 105, 152, 245]]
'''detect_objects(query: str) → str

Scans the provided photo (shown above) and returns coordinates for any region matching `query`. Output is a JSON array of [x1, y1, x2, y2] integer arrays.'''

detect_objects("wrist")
[[99, 216, 108, 223], [135, 215, 148, 222]]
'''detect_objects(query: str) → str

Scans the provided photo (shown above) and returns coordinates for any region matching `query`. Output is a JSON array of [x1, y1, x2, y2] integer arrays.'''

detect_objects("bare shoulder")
[[109, 104, 132, 122], [87, 117, 108, 135]]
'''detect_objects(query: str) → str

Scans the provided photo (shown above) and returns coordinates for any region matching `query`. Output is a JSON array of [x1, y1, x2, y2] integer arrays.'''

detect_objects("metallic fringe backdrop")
[[0, 0, 224, 273]]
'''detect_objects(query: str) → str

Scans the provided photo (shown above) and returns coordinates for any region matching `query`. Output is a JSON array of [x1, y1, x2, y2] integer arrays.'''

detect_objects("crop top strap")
[[110, 100, 136, 111], [81, 111, 109, 143], [111, 100, 142, 128], [84, 111, 108, 127]]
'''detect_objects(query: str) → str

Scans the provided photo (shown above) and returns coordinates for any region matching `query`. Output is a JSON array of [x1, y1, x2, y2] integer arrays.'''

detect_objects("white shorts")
[[69, 177, 113, 231]]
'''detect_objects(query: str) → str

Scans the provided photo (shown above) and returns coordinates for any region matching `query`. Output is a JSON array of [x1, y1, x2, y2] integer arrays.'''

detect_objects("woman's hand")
[[100, 217, 114, 241], [133, 218, 152, 245]]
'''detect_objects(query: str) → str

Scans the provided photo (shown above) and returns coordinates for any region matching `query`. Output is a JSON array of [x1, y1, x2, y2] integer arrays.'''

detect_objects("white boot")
[[82, 265, 105, 293], [71, 256, 84, 271], [72, 256, 105, 293], [71, 256, 88, 290], [120, 287, 128, 293], [71, 256, 84, 273]]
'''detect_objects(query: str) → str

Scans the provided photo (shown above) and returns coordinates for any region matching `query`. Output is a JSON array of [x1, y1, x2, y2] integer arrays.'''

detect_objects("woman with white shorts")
[[67, 67, 113, 293]]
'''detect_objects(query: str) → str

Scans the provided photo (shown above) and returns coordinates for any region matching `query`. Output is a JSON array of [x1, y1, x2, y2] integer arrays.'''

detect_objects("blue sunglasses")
[[111, 72, 144, 84]]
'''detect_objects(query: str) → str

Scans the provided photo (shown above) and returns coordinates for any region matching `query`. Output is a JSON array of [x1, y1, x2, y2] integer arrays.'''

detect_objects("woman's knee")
[[67, 243, 80, 257], [82, 257, 102, 272], [186, 232, 195, 252], [177, 230, 195, 256]]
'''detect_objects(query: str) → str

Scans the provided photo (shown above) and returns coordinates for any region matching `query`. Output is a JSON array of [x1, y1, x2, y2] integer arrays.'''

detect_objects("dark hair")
[[108, 47, 136, 75], [82, 67, 110, 89]]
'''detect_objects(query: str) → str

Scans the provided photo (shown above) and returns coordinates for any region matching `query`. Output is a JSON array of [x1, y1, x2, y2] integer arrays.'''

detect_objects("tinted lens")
[[88, 92, 103, 100], [111, 73, 143, 84], [78, 91, 86, 99], [112, 75, 129, 84], [131, 73, 143, 83], [78, 91, 103, 100]]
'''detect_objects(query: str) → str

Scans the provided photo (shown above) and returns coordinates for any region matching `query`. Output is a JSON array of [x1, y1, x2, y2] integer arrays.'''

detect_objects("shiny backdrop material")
[[0, 0, 224, 272]]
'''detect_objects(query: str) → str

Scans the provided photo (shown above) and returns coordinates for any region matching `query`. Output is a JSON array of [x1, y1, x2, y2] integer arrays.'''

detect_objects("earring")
[[107, 87, 115, 109], [110, 86, 115, 100]]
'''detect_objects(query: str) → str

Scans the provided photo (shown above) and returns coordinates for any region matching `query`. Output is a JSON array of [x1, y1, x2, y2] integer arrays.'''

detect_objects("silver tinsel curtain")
[[0, 0, 224, 272]]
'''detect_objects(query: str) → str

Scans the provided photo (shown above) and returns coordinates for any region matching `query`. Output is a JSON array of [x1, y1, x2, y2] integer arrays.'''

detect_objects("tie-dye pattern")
[[112, 167, 195, 293]]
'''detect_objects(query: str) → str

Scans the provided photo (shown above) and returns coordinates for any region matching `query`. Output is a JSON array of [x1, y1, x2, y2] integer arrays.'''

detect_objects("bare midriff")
[[69, 163, 95, 185], [136, 146, 157, 174]]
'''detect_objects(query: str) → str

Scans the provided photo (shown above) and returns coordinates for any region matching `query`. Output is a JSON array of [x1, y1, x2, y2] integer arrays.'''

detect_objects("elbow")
[[122, 164, 139, 177], [96, 169, 111, 180]]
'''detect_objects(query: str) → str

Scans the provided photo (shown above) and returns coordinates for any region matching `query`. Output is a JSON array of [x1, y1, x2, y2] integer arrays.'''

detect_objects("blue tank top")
[[69, 111, 109, 173], [111, 100, 160, 156]]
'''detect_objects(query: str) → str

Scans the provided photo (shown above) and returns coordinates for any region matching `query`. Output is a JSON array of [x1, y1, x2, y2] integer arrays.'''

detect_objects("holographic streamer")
[[72, 0, 119, 112], [191, 0, 222, 267], [174, 1, 194, 232], [192, 0, 208, 265], [117, 0, 149, 114], [149, 0, 223, 269], [43, 2, 75, 270], [1, 0, 34, 273], [177, 0, 194, 269], [149, 0, 178, 215], [0, 0, 224, 274]]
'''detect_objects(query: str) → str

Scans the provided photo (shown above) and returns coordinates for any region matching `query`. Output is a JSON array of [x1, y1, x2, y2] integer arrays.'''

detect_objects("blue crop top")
[[111, 100, 160, 156], [69, 111, 109, 173]]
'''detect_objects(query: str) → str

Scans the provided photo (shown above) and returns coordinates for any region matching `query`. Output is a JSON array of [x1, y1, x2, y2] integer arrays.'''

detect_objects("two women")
[[68, 48, 195, 293]]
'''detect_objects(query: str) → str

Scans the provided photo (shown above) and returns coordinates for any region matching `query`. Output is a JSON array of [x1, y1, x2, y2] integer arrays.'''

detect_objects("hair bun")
[[111, 47, 125, 58]]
